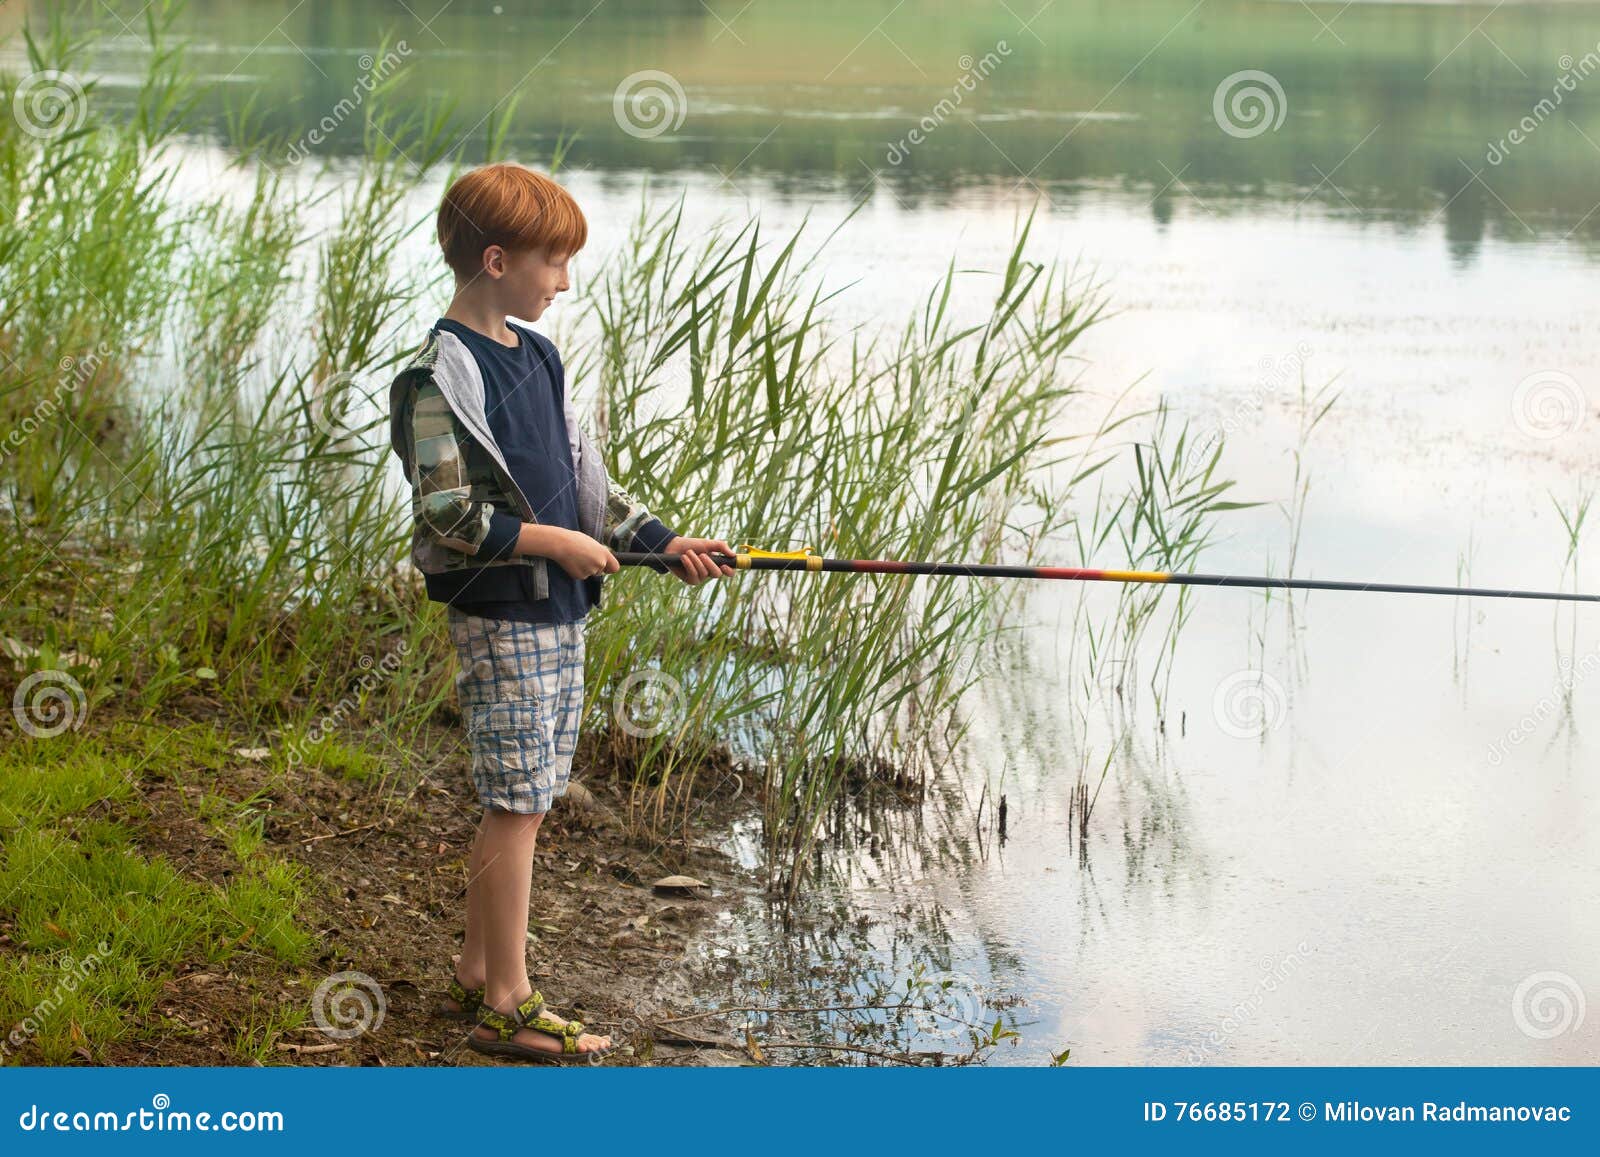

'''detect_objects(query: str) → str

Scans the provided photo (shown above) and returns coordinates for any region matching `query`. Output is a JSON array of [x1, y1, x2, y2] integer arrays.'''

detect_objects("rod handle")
[[612, 544, 817, 572]]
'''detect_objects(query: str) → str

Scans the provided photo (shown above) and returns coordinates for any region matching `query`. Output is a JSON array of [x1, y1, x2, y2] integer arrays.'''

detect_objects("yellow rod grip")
[[734, 544, 821, 572]]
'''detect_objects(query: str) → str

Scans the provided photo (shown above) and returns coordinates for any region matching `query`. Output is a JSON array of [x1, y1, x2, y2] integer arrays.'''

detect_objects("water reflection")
[[36, 0, 1600, 263]]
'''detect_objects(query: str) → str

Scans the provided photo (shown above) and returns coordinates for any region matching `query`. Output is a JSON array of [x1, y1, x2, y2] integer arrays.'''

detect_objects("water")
[[35, 0, 1600, 1063]]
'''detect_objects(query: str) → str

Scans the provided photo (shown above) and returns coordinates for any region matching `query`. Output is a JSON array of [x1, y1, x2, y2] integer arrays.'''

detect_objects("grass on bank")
[[0, 723, 316, 1064]]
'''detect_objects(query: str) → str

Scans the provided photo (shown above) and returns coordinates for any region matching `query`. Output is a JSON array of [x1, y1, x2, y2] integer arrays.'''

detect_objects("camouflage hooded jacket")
[[387, 324, 671, 605]]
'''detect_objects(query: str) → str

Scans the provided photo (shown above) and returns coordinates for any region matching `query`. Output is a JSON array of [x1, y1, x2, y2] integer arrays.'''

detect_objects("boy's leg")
[[477, 806, 541, 1012], [451, 820, 491, 993], [452, 613, 608, 1054], [472, 806, 612, 1054]]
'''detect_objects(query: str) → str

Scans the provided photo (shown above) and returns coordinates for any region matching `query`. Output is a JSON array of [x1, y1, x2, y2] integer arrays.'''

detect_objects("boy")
[[387, 162, 735, 1063]]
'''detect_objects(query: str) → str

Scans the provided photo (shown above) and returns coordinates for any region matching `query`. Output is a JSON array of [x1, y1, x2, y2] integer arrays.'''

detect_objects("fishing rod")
[[615, 545, 1600, 604]]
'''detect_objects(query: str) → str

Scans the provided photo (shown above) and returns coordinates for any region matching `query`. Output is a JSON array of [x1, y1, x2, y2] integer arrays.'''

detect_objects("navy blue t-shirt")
[[431, 317, 674, 624]]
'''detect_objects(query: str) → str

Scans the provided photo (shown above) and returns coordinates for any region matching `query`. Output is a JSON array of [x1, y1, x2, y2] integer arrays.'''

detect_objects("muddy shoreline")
[[5, 715, 758, 1067]]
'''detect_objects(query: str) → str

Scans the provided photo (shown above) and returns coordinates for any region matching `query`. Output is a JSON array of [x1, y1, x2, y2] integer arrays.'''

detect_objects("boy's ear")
[[480, 244, 506, 279]]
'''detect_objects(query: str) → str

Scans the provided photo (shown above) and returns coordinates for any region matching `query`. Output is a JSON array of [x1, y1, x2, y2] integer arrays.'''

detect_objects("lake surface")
[[34, 0, 1600, 1063]]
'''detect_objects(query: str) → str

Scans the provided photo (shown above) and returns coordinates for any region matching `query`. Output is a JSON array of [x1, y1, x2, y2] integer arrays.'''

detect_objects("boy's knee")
[[483, 806, 545, 835]]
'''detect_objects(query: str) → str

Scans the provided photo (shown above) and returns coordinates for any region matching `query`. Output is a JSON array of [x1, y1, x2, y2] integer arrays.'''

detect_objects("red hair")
[[436, 163, 588, 280]]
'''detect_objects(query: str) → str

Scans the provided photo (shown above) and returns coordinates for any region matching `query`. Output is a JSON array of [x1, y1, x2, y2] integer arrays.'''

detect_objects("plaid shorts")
[[446, 608, 585, 814]]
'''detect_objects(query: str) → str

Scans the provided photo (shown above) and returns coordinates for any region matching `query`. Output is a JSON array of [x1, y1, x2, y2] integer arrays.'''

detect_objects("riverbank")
[[0, 713, 752, 1067]]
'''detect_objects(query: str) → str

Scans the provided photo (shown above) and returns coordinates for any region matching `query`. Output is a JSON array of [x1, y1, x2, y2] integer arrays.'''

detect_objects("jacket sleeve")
[[399, 376, 521, 560], [605, 477, 678, 555]]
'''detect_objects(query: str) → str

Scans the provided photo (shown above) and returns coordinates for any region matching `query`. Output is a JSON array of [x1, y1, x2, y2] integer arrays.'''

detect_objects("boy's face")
[[479, 244, 571, 321]]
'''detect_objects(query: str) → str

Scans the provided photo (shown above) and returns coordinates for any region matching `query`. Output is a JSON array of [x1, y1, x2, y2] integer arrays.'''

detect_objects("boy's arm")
[[400, 376, 521, 559]]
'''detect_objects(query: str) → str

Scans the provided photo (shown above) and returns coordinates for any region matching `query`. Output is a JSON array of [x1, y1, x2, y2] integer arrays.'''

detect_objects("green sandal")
[[435, 974, 484, 1022], [468, 990, 617, 1065]]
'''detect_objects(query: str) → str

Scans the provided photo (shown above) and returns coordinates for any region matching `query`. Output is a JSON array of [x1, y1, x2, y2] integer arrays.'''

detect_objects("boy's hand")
[[663, 536, 737, 585], [548, 527, 621, 580]]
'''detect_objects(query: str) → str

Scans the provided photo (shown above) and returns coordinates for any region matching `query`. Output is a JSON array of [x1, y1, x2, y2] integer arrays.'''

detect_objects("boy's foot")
[[437, 969, 484, 1018], [471, 989, 612, 1058]]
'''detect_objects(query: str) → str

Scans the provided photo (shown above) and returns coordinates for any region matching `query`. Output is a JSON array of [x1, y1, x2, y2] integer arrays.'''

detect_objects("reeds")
[[579, 196, 1136, 893], [1, 9, 450, 756], [0, 11, 1237, 897]]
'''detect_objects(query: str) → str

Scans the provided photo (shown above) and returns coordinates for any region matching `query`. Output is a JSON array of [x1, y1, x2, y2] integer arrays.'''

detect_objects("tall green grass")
[[577, 199, 1129, 892], [0, 8, 1237, 896], [1, 9, 450, 755]]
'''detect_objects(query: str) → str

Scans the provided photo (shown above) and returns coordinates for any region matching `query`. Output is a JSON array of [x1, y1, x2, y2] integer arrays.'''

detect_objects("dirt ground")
[[91, 727, 759, 1067]]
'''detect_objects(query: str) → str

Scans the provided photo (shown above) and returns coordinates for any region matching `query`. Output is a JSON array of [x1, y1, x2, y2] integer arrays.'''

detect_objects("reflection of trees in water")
[[62, 2, 1600, 251]]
